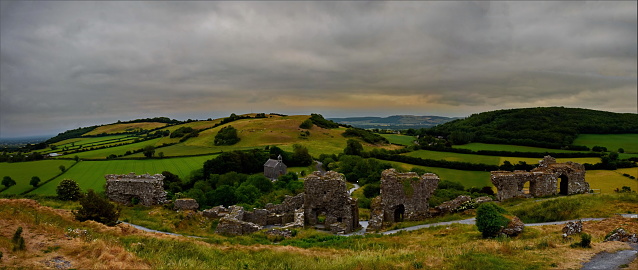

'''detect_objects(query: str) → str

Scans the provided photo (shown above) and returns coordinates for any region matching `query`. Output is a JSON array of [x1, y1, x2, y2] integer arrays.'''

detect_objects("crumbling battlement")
[[491, 156, 588, 201], [368, 169, 440, 231], [304, 171, 360, 234], [105, 173, 167, 206]]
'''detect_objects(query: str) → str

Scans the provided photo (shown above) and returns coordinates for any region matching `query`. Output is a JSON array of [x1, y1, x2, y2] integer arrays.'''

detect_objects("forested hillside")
[[425, 107, 638, 148]]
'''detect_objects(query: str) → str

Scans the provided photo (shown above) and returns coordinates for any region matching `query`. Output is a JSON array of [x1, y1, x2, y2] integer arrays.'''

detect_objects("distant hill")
[[328, 115, 461, 130], [426, 107, 638, 148]]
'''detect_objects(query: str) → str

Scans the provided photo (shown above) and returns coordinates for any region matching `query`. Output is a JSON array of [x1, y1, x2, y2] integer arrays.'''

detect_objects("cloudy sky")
[[1, 1, 636, 137]]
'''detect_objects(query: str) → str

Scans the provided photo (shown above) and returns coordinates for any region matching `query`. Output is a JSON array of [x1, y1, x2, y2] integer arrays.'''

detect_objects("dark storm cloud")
[[1, 1, 636, 137]]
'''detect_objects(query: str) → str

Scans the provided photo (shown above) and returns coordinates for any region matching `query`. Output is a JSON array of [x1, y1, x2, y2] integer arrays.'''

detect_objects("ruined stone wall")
[[368, 169, 439, 231], [105, 173, 167, 206], [304, 171, 360, 234], [491, 156, 588, 201]]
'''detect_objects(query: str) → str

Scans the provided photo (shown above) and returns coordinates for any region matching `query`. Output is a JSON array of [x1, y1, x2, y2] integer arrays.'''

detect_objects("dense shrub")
[[12, 227, 25, 251], [56, 179, 83, 201], [74, 189, 120, 226], [309, 114, 340, 129], [299, 119, 313, 129], [476, 203, 510, 238], [214, 126, 240, 146]]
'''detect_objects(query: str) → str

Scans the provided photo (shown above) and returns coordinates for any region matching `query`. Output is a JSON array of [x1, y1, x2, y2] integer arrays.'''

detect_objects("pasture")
[[0, 160, 76, 194], [383, 160, 492, 188], [380, 134, 416, 146], [404, 150, 600, 166], [83, 122, 168, 136], [453, 143, 587, 153], [586, 168, 638, 194], [68, 138, 163, 159], [573, 134, 638, 153], [30, 155, 218, 195]]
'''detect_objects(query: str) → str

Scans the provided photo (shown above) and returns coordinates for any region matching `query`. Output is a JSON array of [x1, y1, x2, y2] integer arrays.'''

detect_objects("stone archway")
[[394, 204, 405, 222], [558, 174, 569, 195]]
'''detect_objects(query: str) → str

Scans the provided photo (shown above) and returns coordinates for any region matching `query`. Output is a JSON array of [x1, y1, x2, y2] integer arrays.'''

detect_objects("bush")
[[56, 179, 83, 201], [299, 119, 313, 129], [363, 184, 380, 198], [476, 203, 510, 238], [214, 125, 240, 146], [12, 227, 26, 251], [571, 233, 592, 248], [2, 176, 16, 188], [74, 189, 120, 226]]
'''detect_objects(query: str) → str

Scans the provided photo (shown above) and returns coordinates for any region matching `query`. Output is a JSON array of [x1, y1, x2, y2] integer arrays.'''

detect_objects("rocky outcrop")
[[491, 156, 589, 201], [202, 206, 229, 218], [501, 216, 524, 237], [105, 173, 167, 206], [605, 228, 638, 243], [174, 198, 199, 211], [562, 220, 583, 236]]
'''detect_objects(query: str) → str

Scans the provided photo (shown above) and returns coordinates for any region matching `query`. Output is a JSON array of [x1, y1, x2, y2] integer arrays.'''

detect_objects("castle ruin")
[[105, 173, 167, 206], [491, 156, 588, 201], [368, 169, 440, 231]]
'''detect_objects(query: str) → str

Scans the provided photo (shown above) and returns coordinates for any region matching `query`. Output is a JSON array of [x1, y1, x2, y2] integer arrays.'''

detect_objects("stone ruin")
[[215, 171, 360, 235], [368, 169, 440, 231], [174, 198, 199, 211], [491, 156, 589, 201], [304, 171, 360, 234], [105, 173, 167, 206]]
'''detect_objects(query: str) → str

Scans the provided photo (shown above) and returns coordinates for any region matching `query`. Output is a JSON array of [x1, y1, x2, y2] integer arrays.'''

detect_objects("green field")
[[380, 134, 416, 146], [573, 134, 638, 153], [31, 155, 218, 195], [404, 150, 600, 166], [586, 168, 638, 193], [453, 143, 587, 153], [0, 160, 77, 194], [383, 160, 491, 188], [66, 138, 163, 159]]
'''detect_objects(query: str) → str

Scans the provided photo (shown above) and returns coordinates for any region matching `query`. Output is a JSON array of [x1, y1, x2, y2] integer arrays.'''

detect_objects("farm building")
[[264, 155, 287, 180]]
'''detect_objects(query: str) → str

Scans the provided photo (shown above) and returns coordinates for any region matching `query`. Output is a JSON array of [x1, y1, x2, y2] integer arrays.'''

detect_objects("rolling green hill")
[[426, 107, 638, 148]]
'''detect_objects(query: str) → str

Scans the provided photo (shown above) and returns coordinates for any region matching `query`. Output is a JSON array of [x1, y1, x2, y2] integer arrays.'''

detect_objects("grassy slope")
[[573, 134, 638, 153], [0, 160, 77, 195], [68, 138, 163, 159], [30, 155, 217, 195], [83, 122, 168, 136], [384, 160, 492, 188], [453, 143, 588, 153]]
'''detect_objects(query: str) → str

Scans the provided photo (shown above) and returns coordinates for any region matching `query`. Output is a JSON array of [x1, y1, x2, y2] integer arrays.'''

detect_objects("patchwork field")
[[573, 134, 638, 153], [67, 138, 163, 159], [586, 168, 638, 194], [30, 155, 218, 195], [0, 160, 77, 194], [83, 122, 169, 136]]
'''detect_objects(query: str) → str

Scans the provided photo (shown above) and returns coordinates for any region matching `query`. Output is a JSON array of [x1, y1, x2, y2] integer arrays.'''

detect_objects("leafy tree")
[[476, 203, 510, 238], [158, 152, 165, 158], [214, 125, 240, 146], [592, 146, 607, 152], [235, 184, 261, 204], [59, 165, 66, 173], [299, 119, 313, 129], [30, 176, 41, 187], [363, 183, 381, 198], [2, 176, 16, 188], [291, 144, 313, 166], [618, 148, 625, 153], [56, 179, 83, 201], [142, 145, 156, 158], [344, 139, 364, 156], [74, 189, 120, 226], [74, 155, 80, 162], [208, 185, 237, 206], [246, 175, 273, 193]]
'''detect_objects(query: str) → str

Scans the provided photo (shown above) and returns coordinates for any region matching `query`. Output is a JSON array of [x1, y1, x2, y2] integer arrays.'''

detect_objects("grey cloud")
[[1, 1, 636, 137]]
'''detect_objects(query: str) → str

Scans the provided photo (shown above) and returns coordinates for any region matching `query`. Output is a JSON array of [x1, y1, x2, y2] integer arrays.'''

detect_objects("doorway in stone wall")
[[394, 204, 405, 222], [558, 175, 569, 195]]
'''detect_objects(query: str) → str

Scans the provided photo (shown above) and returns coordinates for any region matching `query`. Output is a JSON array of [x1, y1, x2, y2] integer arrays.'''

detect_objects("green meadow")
[[380, 134, 416, 146], [0, 160, 77, 194], [586, 168, 638, 194], [30, 155, 217, 195], [68, 138, 163, 159], [404, 150, 600, 166], [383, 160, 492, 188], [573, 134, 638, 153], [453, 143, 587, 153]]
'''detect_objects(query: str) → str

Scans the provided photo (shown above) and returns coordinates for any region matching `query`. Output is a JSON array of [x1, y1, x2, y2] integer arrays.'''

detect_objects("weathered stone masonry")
[[491, 156, 588, 201], [105, 173, 167, 206], [368, 169, 440, 231], [304, 171, 360, 234]]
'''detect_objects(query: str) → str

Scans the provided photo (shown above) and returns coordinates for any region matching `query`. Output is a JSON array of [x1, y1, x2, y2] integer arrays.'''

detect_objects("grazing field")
[[453, 143, 587, 153], [83, 122, 168, 136], [66, 138, 163, 159], [30, 155, 218, 195], [51, 135, 132, 148], [404, 150, 600, 166], [586, 168, 638, 194], [383, 160, 492, 188], [380, 134, 416, 146], [0, 160, 77, 194], [573, 134, 638, 153], [156, 120, 221, 133]]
